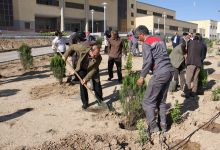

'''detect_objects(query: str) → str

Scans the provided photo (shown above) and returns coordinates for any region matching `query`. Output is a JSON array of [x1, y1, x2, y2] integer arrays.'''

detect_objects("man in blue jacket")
[[135, 25, 174, 134]]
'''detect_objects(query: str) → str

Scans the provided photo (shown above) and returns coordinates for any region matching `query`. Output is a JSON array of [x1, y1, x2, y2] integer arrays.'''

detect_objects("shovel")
[[57, 51, 110, 110]]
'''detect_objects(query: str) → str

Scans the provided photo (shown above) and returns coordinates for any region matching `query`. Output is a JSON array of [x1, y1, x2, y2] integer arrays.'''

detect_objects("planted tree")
[[136, 119, 148, 146], [119, 54, 147, 129], [122, 38, 129, 56], [211, 87, 220, 101], [204, 38, 213, 48], [50, 54, 66, 84], [198, 66, 208, 88], [170, 100, 181, 123], [95, 37, 103, 48], [17, 44, 33, 70]]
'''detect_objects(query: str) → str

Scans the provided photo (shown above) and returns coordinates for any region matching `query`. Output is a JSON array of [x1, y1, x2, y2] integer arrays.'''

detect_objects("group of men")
[[52, 25, 207, 136], [170, 31, 207, 98]]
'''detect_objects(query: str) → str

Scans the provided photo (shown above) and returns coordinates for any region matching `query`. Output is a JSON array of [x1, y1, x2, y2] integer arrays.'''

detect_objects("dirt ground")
[[0, 46, 220, 150]]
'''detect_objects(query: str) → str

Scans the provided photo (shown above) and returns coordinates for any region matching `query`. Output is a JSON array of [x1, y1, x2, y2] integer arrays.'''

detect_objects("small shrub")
[[198, 66, 208, 88], [119, 55, 147, 127], [50, 54, 66, 84], [124, 53, 132, 74], [17, 44, 33, 70], [211, 87, 220, 101], [167, 48, 172, 55], [95, 37, 103, 47], [171, 100, 181, 123], [122, 38, 129, 55], [136, 119, 148, 146], [204, 38, 213, 48]]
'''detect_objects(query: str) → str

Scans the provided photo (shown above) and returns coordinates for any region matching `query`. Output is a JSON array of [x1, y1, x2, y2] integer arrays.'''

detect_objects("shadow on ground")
[[0, 70, 50, 84], [0, 89, 21, 97], [0, 108, 34, 122]]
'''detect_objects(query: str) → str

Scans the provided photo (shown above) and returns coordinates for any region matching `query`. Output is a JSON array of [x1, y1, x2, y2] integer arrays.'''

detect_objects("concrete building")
[[217, 22, 220, 39], [122, 0, 197, 36], [190, 20, 218, 40], [1, 0, 197, 36], [0, 0, 117, 32]]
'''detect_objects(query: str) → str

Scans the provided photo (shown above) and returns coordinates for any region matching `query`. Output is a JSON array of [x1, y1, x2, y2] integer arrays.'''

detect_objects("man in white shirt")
[[52, 30, 66, 54]]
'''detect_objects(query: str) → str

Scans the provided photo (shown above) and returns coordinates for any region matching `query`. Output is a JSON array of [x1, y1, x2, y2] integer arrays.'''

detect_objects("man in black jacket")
[[183, 34, 205, 98]]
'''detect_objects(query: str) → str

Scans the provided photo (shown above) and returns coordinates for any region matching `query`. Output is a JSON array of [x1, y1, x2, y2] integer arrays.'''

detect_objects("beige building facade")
[[2, 0, 117, 32], [190, 20, 218, 40], [124, 1, 197, 36], [1, 0, 197, 35]]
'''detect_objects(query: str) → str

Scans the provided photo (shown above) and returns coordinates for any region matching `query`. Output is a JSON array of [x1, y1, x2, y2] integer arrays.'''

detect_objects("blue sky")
[[138, 0, 220, 21]]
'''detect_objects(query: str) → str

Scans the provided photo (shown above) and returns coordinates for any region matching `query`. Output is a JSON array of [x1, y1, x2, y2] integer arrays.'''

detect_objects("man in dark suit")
[[171, 32, 180, 48]]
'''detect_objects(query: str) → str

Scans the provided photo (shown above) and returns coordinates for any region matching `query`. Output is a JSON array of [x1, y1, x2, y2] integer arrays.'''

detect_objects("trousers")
[[78, 70, 103, 106], [142, 71, 173, 129]]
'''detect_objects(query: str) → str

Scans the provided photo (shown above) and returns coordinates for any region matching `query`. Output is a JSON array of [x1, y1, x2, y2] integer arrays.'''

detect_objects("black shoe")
[[108, 77, 112, 81], [118, 80, 122, 84], [181, 93, 190, 98], [82, 104, 88, 110]]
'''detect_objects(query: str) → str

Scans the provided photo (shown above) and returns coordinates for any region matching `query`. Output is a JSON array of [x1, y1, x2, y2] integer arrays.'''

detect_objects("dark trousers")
[[78, 70, 103, 106], [108, 57, 122, 81], [184, 65, 200, 96], [142, 71, 173, 129], [173, 62, 186, 90]]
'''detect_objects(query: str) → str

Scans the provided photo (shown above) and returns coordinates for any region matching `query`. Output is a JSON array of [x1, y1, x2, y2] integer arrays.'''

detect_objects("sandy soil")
[[0, 47, 220, 150]]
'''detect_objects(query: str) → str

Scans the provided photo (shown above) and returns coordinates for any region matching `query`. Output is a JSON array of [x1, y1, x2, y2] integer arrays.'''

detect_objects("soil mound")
[[30, 83, 79, 99]]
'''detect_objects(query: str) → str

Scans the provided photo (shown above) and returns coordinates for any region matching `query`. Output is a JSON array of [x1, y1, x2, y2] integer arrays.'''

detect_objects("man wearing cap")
[[135, 25, 174, 134], [63, 43, 103, 109]]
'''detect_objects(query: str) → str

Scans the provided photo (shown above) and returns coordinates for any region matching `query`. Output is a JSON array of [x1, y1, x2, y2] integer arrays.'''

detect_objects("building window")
[[89, 5, 104, 12], [131, 4, 134, 8], [36, 0, 59, 6], [65, 2, 84, 9], [154, 23, 164, 29], [131, 12, 134, 17], [193, 29, 196, 33], [137, 9, 147, 14], [25, 22, 31, 29], [167, 15, 173, 19], [0, 0, 13, 27], [131, 21, 134, 25], [153, 12, 162, 17], [182, 28, 189, 32], [169, 26, 178, 31]]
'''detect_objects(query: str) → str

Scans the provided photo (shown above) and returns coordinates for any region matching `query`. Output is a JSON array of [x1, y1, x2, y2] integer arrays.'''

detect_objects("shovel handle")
[[57, 50, 99, 103]]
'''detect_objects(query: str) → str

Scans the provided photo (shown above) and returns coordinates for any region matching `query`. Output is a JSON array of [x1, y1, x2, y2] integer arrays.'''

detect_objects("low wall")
[[0, 36, 54, 52]]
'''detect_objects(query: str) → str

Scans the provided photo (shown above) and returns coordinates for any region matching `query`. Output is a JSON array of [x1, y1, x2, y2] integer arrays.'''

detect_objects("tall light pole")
[[157, 18, 160, 33], [163, 12, 166, 36], [85, 0, 89, 34], [102, 2, 107, 32], [60, 0, 64, 31], [91, 9, 94, 34]]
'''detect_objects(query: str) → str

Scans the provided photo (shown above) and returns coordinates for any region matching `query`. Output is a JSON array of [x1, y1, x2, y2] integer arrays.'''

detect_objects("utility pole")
[[85, 0, 89, 33], [163, 12, 166, 36], [102, 2, 107, 32], [91, 9, 94, 34], [60, 0, 64, 31]]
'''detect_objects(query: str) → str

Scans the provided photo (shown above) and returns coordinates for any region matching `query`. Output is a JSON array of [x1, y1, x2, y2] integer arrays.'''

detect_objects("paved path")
[[0, 46, 55, 63]]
